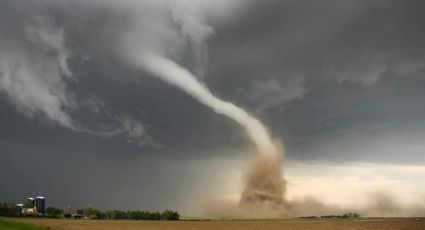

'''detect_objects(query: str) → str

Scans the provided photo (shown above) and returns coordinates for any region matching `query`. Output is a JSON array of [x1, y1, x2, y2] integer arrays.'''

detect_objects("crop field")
[[0, 218, 46, 230], [4, 217, 425, 230]]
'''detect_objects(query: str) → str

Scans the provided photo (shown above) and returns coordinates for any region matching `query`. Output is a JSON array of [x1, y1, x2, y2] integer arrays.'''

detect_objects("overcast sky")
[[1, 0, 425, 215]]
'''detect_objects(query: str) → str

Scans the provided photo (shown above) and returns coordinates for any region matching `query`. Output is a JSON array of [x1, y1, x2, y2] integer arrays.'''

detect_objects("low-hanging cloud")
[[0, 16, 75, 128], [0, 1, 162, 147]]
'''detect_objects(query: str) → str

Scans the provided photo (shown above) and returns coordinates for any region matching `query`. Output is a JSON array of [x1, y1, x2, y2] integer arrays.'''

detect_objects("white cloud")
[[119, 117, 161, 148], [24, 16, 72, 77], [0, 16, 74, 128], [170, 0, 214, 79]]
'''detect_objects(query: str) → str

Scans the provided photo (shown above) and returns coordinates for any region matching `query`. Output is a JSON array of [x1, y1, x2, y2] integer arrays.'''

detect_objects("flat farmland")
[[5, 217, 425, 230]]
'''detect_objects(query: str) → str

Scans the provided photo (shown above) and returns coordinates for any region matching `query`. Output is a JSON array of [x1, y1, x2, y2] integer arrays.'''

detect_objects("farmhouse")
[[63, 208, 81, 219]]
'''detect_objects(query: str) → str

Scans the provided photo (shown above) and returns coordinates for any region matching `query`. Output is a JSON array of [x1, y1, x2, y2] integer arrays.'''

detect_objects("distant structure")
[[35, 197, 45, 214], [63, 207, 81, 219], [15, 204, 23, 214], [27, 198, 35, 207], [18, 196, 45, 215], [21, 207, 37, 215]]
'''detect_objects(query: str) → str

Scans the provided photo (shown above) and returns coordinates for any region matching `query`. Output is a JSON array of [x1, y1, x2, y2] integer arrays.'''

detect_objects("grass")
[[0, 218, 47, 230]]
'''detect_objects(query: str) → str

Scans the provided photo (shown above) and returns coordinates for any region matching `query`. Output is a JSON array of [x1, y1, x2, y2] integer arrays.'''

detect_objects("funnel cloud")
[[139, 54, 285, 213], [1, 0, 425, 218]]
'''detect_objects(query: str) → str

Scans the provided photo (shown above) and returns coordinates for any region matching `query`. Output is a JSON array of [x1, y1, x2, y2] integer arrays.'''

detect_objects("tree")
[[352, 212, 361, 218], [105, 210, 115, 219], [83, 206, 100, 218], [113, 210, 127, 219], [97, 211, 106, 219], [150, 211, 162, 220], [129, 211, 140, 220], [0, 202, 16, 216], [45, 207, 62, 217], [161, 210, 180, 220]]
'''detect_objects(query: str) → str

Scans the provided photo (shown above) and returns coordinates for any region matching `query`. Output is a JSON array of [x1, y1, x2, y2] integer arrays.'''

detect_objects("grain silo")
[[27, 198, 35, 208], [15, 204, 23, 214], [35, 197, 45, 214]]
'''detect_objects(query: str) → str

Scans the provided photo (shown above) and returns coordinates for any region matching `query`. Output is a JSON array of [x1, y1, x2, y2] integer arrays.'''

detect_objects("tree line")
[[0, 202, 15, 216], [75, 207, 180, 220], [0, 201, 179, 220], [300, 212, 361, 219]]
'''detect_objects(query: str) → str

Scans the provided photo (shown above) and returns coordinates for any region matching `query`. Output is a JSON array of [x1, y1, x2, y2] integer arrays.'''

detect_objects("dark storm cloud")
[[0, 0, 246, 156], [208, 0, 425, 96], [0, 0, 247, 210], [278, 72, 425, 163], [1, 0, 425, 210], [206, 0, 425, 163]]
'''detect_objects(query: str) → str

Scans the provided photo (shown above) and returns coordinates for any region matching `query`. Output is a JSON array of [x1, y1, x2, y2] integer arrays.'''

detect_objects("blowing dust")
[[139, 54, 423, 218]]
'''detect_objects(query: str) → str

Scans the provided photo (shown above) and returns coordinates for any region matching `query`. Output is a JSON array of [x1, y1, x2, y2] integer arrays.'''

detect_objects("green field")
[[0, 218, 47, 230]]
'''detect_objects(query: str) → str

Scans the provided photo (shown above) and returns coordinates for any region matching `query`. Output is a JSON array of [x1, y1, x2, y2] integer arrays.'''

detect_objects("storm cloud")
[[1, 0, 425, 215]]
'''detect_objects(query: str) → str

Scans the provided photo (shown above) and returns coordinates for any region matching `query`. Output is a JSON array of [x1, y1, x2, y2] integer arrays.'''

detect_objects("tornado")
[[139, 54, 286, 215], [141, 55, 278, 159]]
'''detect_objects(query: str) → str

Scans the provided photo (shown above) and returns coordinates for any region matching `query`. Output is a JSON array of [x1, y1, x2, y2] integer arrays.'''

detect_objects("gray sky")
[[1, 0, 425, 215]]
